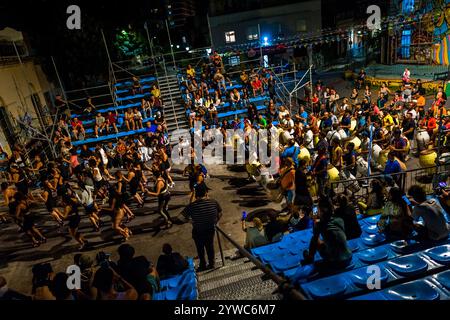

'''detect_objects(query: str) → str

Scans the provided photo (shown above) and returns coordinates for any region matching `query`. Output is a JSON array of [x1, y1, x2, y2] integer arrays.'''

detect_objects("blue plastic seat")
[[389, 240, 411, 254], [260, 252, 290, 264], [285, 264, 316, 283], [305, 277, 348, 299], [361, 234, 385, 247], [362, 224, 379, 234], [347, 239, 361, 252], [364, 215, 380, 225], [387, 255, 429, 277], [424, 244, 450, 265], [383, 280, 440, 300], [357, 247, 389, 264], [251, 244, 277, 257], [349, 266, 389, 288], [271, 255, 301, 273], [350, 291, 387, 300], [435, 270, 450, 290], [160, 270, 195, 289]]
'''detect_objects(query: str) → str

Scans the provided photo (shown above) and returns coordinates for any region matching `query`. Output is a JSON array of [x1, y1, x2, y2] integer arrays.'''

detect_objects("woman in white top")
[[133, 108, 143, 130]]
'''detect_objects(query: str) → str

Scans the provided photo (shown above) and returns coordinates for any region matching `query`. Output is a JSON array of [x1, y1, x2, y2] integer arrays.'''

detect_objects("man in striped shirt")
[[181, 183, 222, 271]]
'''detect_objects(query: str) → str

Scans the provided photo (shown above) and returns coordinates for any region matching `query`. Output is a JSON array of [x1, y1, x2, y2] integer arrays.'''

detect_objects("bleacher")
[[68, 75, 162, 147], [250, 197, 450, 300], [177, 67, 274, 126]]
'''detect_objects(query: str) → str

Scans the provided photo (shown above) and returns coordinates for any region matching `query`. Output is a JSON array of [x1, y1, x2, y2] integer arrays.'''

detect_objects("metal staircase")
[[197, 249, 281, 300], [158, 73, 189, 133]]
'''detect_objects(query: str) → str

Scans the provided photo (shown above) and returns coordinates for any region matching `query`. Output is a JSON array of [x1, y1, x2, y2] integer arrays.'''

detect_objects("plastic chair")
[[271, 255, 301, 273], [387, 254, 429, 277], [383, 280, 440, 300], [349, 266, 389, 288], [357, 247, 389, 264], [160, 270, 195, 290], [434, 270, 450, 290], [362, 224, 379, 234], [304, 277, 348, 299], [361, 234, 385, 247], [424, 244, 450, 265]]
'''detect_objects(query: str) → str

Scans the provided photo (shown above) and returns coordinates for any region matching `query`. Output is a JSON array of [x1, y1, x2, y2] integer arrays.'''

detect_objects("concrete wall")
[[209, 0, 322, 48], [0, 60, 52, 154]]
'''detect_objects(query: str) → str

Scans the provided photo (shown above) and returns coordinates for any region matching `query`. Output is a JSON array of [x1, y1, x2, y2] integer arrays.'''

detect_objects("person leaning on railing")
[[357, 179, 386, 216]]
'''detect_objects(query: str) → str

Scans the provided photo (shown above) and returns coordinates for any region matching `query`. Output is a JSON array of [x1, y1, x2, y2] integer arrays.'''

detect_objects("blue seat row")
[[301, 243, 450, 300], [71, 123, 158, 146], [70, 102, 142, 119], [116, 84, 152, 95], [153, 258, 198, 300]]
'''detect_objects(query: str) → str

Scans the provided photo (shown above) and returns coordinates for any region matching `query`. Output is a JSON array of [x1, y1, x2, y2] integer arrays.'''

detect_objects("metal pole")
[[101, 29, 114, 75], [144, 22, 159, 81], [367, 124, 374, 177], [207, 13, 214, 51], [293, 61, 297, 109], [309, 63, 314, 112], [216, 229, 226, 267], [165, 20, 177, 70], [258, 24, 263, 67], [51, 56, 68, 109]]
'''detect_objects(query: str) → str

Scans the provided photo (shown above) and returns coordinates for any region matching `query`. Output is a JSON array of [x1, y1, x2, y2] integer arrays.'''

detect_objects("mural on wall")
[[417, 0, 450, 64]]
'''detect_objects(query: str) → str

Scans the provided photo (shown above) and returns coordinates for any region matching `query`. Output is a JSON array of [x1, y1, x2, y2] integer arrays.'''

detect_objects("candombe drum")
[[298, 146, 311, 165], [356, 156, 369, 176], [338, 128, 347, 140], [415, 129, 430, 152], [339, 170, 360, 193], [259, 169, 274, 190], [280, 129, 292, 145], [327, 130, 340, 141], [350, 119, 357, 133], [346, 136, 361, 151], [419, 149, 437, 175], [327, 164, 340, 182], [372, 144, 382, 164]]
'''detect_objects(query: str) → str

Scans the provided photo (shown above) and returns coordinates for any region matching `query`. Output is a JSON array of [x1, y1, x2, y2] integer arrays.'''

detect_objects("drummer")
[[389, 128, 408, 163], [331, 138, 343, 172], [402, 111, 416, 156]]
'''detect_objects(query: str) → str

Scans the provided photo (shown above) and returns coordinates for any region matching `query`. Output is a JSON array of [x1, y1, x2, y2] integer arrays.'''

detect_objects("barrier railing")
[[215, 225, 307, 300], [330, 163, 450, 200]]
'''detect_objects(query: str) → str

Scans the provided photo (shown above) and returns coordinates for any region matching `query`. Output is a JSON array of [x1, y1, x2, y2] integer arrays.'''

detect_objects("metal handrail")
[[215, 225, 307, 300]]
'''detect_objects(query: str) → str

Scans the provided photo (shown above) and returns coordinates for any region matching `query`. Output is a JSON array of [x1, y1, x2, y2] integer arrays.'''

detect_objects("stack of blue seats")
[[250, 197, 450, 300], [153, 258, 199, 300]]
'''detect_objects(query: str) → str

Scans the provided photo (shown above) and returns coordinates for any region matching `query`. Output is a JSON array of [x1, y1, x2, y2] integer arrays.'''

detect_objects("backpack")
[[199, 164, 208, 176]]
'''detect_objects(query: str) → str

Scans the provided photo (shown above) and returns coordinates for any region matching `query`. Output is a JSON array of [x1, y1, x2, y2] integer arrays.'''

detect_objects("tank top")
[[154, 178, 168, 195], [93, 167, 103, 182]]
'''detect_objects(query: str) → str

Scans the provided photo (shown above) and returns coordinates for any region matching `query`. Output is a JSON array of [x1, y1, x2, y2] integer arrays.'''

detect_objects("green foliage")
[[114, 29, 145, 57]]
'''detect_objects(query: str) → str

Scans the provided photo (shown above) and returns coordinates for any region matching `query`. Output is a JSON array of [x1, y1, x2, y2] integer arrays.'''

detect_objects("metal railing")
[[330, 163, 450, 200], [215, 225, 307, 300]]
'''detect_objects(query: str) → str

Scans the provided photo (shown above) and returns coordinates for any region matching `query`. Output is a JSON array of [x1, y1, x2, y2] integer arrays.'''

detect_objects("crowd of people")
[[2, 56, 450, 298], [182, 52, 277, 128], [0, 243, 192, 300]]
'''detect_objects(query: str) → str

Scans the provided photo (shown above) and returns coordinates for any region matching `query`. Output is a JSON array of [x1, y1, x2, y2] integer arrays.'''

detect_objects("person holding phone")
[[408, 185, 450, 242]]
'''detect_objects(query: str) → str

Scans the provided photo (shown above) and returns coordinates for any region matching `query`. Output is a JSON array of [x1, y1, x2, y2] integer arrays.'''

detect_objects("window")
[[401, 29, 412, 59], [229, 55, 240, 66], [296, 20, 307, 32], [247, 26, 258, 41], [225, 31, 236, 43]]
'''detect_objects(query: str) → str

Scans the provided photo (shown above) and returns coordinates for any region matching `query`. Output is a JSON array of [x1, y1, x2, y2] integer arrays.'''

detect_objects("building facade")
[[208, 0, 322, 49]]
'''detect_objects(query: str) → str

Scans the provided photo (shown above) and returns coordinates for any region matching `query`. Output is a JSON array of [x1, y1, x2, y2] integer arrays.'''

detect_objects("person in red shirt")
[[70, 117, 85, 140], [251, 76, 264, 97], [106, 111, 119, 134], [420, 110, 437, 138]]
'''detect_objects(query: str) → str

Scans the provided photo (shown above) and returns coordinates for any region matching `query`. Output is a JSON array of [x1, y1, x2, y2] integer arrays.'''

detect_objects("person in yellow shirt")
[[382, 111, 395, 131], [186, 64, 196, 79], [151, 84, 161, 99]]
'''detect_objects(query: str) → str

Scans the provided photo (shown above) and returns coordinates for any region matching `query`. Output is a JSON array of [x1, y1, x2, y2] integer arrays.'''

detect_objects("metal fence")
[[330, 164, 450, 201]]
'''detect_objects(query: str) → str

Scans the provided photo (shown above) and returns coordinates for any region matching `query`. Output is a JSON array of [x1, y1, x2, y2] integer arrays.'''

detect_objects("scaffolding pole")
[[207, 13, 214, 51], [165, 20, 177, 70], [258, 24, 263, 67], [144, 22, 160, 89]]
